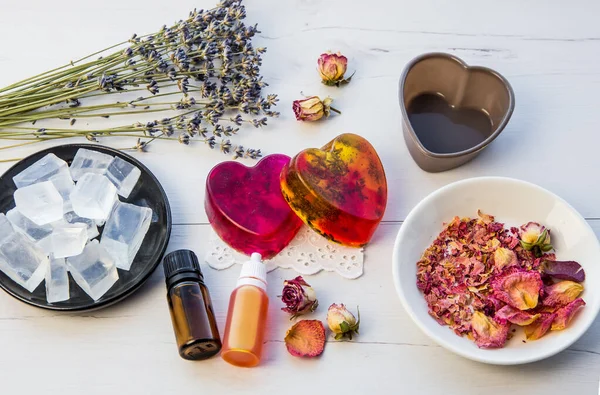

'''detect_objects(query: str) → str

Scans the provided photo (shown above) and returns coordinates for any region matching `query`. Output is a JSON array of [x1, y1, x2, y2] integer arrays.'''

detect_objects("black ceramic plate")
[[0, 144, 172, 311]]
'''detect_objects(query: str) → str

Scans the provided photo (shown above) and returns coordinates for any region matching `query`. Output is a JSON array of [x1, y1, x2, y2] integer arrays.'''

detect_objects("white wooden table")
[[1, 1, 600, 394]]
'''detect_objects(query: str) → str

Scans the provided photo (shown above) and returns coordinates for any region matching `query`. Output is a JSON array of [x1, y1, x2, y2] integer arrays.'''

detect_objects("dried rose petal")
[[541, 260, 585, 283], [446, 241, 462, 256], [477, 210, 495, 224], [491, 269, 542, 310], [473, 228, 488, 245], [470, 257, 485, 276], [471, 311, 510, 349], [551, 298, 586, 331], [481, 238, 501, 253], [284, 320, 326, 357], [493, 247, 518, 270], [524, 313, 557, 340], [495, 305, 540, 326], [543, 281, 584, 307]]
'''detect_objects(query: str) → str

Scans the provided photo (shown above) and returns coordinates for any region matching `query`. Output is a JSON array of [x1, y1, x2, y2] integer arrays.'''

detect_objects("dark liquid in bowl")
[[407, 93, 493, 154]]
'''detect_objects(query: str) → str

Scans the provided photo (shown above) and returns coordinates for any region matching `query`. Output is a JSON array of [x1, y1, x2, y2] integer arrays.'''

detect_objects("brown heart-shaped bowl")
[[399, 52, 515, 172]]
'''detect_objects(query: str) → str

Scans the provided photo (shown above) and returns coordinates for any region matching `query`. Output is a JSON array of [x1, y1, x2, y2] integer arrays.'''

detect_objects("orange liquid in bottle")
[[221, 284, 269, 367]]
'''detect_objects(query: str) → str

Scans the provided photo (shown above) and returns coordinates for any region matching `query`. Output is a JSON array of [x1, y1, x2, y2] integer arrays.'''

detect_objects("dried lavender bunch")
[[0, 0, 277, 160]]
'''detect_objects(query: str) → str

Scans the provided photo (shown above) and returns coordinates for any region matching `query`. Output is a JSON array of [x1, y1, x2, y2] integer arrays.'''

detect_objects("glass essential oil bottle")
[[221, 253, 269, 367], [164, 249, 221, 360]]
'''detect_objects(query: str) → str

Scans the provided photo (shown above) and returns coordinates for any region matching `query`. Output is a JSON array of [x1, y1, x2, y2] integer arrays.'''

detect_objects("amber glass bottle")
[[164, 250, 221, 360], [221, 253, 269, 367]]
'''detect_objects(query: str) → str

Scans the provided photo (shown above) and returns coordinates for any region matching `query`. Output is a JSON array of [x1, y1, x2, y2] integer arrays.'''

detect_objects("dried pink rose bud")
[[524, 312, 556, 340], [318, 52, 353, 86], [542, 281, 584, 307], [292, 96, 340, 122], [519, 222, 553, 255], [471, 311, 510, 349], [491, 269, 542, 310], [551, 298, 586, 331], [280, 276, 318, 319], [495, 305, 540, 326], [493, 247, 518, 270], [327, 303, 360, 340]]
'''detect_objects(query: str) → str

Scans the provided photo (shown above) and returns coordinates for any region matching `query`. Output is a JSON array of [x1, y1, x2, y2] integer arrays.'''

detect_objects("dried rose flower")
[[318, 52, 353, 86], [551, 298, 586, 331], [519, 222, 553, 255], [495, 305, 540, 326], [543, 281, 584, 307], [285, 320, 326, 357], [280, 276, 318, 319], [541, 260, 585, 283], [493, 247, 518, 270], [471, 311, 510, 349], [327, 303, 360, 340], [491, 269, 543, 310], [524, 312, 556, 340], [292, 96, 340, 122]]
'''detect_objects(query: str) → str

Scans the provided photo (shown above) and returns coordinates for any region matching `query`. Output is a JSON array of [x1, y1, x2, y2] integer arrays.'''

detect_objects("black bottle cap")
[[163, 249, 204, 287]]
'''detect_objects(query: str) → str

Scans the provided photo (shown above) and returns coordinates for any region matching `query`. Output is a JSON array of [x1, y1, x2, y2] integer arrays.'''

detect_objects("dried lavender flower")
[[0, 0, 273, 160]]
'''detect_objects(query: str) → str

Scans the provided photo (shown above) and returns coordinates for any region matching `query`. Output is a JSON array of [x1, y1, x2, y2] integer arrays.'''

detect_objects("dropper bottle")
[[221, 252, 269, 367]]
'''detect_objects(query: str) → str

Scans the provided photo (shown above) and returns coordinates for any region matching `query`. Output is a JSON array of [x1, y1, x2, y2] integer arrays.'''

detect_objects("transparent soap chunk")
[[105, 157, 141, 198], [14, 181, 64, 225], [49, 172, 75, 201], [70, 174, 117, 221], [12, 153, 69, 188], [101, 201, 152, 270], [70, 148, 114, 181], [48, 223, 88, 259], [0, 213, 15, 243], [62, 203, 99, 239], [36, 236, 53, 255], [46, 257, 69, 303], [6, 207, 53, 242], [67, 240, 119, 301], [0, 232, 49, 292]]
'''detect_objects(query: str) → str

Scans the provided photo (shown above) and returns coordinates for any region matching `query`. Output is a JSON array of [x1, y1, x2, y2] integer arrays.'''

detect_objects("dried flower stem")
[[0, 0, 276, 160]]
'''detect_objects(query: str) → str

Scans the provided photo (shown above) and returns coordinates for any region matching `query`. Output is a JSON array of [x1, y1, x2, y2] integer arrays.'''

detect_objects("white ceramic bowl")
[[392, 177, 600, 365]]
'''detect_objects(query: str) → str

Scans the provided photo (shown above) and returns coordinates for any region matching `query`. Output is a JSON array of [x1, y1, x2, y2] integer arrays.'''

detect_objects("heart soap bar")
[[205, 154, 303, 259], [280, 133, 387, 247]]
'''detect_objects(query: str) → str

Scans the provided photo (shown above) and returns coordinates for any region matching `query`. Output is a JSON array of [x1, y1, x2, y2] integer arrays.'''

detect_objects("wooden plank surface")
[[0, 0, 599, 394]]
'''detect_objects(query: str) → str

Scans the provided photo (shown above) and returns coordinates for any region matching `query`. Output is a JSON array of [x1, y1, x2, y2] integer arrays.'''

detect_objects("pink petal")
[[542, 260, 585, 282], [471, 311, 510, 349], [542, 281, 584, 307], [284, 320, 326, 357], [524, 313, 557, 340], [495, 305, 540, 326], [551, 298, 586, 331], [491, 269, 542, 310]]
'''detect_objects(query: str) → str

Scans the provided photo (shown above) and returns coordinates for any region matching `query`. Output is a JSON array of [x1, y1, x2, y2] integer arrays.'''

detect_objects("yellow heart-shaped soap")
[[280, 133, 387, 247]]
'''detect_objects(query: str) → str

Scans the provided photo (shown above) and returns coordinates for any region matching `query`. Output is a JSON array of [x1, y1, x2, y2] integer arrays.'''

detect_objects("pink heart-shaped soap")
[[205, 154, 303, 259]]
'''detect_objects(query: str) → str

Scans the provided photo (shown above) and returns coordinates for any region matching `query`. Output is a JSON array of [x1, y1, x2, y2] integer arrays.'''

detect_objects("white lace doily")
[[204, 225, 364, 279]]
